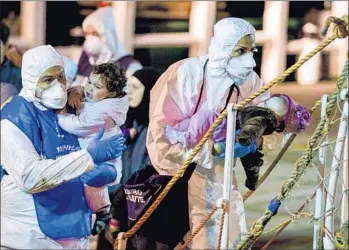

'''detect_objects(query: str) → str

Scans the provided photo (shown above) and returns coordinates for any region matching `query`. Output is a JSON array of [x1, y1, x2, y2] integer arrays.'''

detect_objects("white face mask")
[[226, 52, 256, 82], [83, 35, 103, 56], [37, 79, 67, 109]]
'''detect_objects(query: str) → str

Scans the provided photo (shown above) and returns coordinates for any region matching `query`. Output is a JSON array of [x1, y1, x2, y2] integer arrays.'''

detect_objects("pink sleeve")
[[182, 110, 219, 148]]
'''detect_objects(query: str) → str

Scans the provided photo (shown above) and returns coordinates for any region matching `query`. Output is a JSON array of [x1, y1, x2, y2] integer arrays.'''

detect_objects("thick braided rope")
[[116, 19, 347, 246], [234, 36, 336, 109], [236, 59, 349, 250], [113, 239, 118, 250], [260, 108, 340, 249], [243, 100, 322, 202], [216, 202, 227, 250], [261, 188, 318, 250], [279, 60, 348, 201], [177, 206, 219, 249]]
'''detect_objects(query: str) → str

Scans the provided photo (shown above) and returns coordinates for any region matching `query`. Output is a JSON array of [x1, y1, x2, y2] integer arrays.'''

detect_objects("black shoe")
[[92, 207, 112, 236]]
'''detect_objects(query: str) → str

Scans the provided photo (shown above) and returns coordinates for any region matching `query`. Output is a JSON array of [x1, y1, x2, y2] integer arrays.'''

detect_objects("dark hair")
[[92, 63, 127, 98], [0, 21, 10, 44]]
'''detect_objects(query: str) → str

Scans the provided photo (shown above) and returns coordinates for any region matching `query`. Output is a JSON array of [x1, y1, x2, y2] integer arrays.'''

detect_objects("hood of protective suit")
[[208, 18, 256, 80], [61, 55, 78, 86], [20, 45, 64, 103], [206, 18, 256, 108], [82, 7, 128, 63]]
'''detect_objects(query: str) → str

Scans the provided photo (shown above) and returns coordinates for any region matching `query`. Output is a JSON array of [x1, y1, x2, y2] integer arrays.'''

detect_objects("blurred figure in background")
[[0, 21, 22, 104], [119, 67, 162, 184], [68, 7, 142, 109], [61, 55, 78, 89]]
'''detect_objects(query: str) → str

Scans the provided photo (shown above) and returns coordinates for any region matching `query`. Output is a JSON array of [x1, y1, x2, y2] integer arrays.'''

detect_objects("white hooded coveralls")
[[73, 6, 142, 89], [147, 18, 270, 249], [1, 45, 95, 249]]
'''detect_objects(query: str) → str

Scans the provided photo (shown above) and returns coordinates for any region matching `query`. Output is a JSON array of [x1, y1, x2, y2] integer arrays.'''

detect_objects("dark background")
[[0, 1, 327, 79]]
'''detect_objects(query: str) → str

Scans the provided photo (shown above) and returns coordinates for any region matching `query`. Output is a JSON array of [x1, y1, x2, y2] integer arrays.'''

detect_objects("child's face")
[[84, 73, 110, 102], [265, 96, 288, 129]]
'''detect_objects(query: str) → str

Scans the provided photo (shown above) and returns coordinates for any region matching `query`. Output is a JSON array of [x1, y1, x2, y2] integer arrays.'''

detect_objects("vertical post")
[[112, 1, 136, 53], [313, 95, 328, 249], [323, 98, 348, 250], [220, 104, 237, 249], [329, 1, 349, 78], [341, 130, 348, 225], [260, 1, 289, 83], [341, 86, 349, 226], [20, 1, 46, 48], [188, 1, 216, 57]]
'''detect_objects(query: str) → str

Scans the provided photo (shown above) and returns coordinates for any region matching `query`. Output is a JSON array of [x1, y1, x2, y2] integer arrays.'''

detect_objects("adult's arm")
[[1, 119, 95, 193], [147, 60, 214, 170], [80, 162, 117, 188]]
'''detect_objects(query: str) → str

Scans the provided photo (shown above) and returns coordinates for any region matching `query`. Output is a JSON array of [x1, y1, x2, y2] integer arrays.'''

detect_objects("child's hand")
[[68, 86, 83, 109], [129, 128, 137, 139], [56, 106, 67, 115]]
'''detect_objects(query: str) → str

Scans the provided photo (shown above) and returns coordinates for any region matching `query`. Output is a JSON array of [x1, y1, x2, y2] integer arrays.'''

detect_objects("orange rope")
[[217, 202, 227, 250], [178, 206, 219, 249]]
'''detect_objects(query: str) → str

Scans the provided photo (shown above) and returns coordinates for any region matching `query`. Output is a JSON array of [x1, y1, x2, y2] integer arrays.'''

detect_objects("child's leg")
[[85, 185, 112, 235], [84, 185, 110, 213]]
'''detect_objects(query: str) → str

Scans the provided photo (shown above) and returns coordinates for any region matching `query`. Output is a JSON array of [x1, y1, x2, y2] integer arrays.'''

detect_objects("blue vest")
[[1, 96, 91, 239]]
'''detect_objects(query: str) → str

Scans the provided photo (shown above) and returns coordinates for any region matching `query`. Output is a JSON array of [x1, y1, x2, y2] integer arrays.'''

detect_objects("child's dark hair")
[[93, 63, 127, 98]]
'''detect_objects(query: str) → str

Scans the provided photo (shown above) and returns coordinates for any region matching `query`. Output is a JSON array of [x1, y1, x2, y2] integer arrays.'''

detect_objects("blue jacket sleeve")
[[80, 163, 117, 187]]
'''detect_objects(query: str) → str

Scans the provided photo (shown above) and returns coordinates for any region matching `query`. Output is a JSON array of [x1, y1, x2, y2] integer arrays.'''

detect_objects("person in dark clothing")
[[97, 67, 161, 250], [0, 21, 22, 103], [120, 67, 162, 183]]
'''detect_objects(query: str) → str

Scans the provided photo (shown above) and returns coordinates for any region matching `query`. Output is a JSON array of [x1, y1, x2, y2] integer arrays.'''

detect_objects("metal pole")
[[340, 87, 349, 225], [323, 97, 348, 250], [341, 130, 348, 225], [220, 103, 237, 249], [313, 95, 328, 249]]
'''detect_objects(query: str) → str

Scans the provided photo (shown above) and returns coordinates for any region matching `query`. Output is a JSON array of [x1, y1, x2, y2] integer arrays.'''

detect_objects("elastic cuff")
[[82, 149, 95, 172]]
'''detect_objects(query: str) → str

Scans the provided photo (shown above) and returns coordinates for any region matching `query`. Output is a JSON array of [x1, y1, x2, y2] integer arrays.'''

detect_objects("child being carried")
[[58, 62, 128, 235], [165, 94, 312, 191]]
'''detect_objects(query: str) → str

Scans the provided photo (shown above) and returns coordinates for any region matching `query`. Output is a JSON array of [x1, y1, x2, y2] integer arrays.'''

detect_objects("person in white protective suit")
[[69, 6, 142, 109], [147, 18, 270, 249], [0, 45, 126, 249]]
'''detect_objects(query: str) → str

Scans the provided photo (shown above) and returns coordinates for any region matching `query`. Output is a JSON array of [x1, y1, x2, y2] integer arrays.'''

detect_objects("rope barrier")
[[113, 15, 348, 250], [176, 206, 219, 249], [217, 201, 227, 250], [259, 106, 342, 249], [235, 57, 349, 250]]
